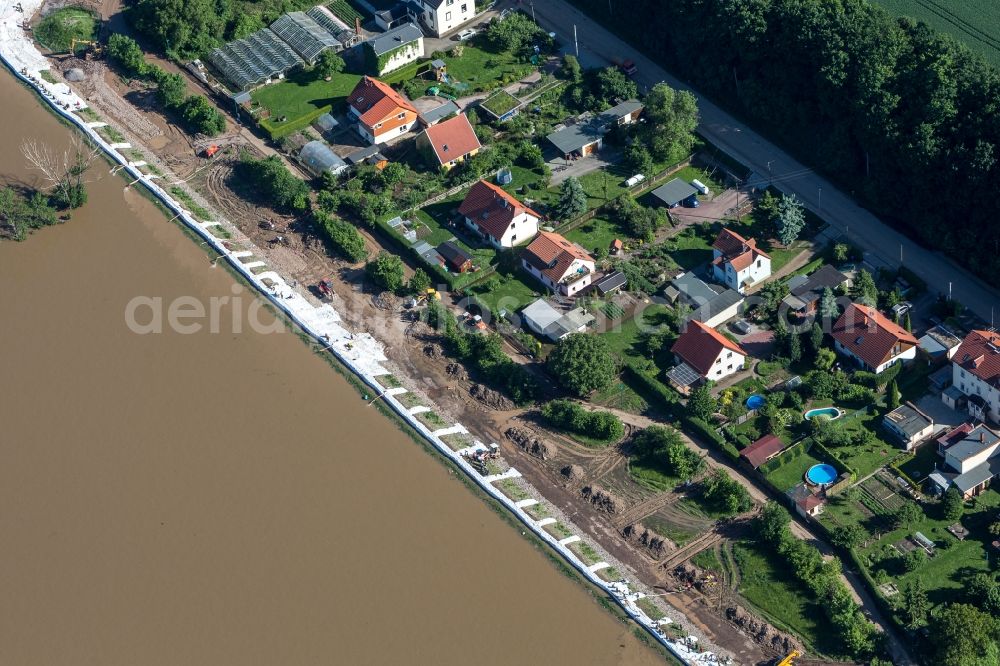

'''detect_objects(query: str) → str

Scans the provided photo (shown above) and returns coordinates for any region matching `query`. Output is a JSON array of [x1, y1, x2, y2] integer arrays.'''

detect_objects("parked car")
[[683, 194, 699, 208], [457, 28, 477, 41], [730, 319, 752, 335], [891, 301, 913, 318]]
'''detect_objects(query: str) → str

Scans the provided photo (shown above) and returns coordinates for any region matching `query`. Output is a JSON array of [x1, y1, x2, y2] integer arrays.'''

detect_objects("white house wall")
[[378, 38, 425, 74], [953, 363, 1000, 422]]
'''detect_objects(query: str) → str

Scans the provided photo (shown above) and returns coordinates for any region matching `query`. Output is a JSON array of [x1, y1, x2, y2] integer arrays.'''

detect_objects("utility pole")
[[574, 24, 579, 58], [608, 0, 612, 14], [900, 244, 903, 264], [767, 160, 772, 186], [817, 188, 822, 212]]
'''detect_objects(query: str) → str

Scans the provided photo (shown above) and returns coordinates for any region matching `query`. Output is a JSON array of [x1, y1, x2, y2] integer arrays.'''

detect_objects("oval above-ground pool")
[[806, 463, 839, 485], [804, 406, 842, 420], [745, 394, 766, 410]]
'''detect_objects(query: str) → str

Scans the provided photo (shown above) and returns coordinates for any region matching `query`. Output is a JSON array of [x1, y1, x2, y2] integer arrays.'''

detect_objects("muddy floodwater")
[[0, 69, 665, 665]]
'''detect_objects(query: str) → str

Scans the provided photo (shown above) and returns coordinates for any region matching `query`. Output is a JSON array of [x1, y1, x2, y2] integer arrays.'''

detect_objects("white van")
[[625, 174, 646, 188], [691, 179, 709, 195]]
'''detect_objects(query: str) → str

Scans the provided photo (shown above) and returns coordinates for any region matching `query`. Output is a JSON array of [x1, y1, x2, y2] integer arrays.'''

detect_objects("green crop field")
[[873, 0, 1000, 66]]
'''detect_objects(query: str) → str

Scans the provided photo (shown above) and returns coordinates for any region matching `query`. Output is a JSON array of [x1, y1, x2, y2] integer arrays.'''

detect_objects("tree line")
[[106, 34, 226, 136], [570, 0, 1000, 285]]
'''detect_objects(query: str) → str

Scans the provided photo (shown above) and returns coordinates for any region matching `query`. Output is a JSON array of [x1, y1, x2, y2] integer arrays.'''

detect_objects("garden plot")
[[857, 474, 906, 515]]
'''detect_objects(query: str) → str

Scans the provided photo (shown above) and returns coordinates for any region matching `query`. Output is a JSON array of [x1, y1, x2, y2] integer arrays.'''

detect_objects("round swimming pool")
[[746, 394, 766, 410], [806, 464, 838, 485], [804, 407, 842, 420]]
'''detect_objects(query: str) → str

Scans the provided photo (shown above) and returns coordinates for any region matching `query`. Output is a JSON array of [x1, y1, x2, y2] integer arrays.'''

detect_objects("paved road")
[[529, 0, 1000, 324]]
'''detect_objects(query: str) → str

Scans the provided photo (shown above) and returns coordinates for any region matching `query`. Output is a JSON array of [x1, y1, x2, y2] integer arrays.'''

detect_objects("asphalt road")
[[528, 0, 1000, 325]]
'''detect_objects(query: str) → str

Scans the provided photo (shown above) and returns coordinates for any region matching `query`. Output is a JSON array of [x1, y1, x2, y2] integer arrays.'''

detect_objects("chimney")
[[981, 431, 986, 443]]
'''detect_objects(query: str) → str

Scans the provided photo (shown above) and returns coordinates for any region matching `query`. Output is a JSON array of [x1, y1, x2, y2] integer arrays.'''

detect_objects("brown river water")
[[0, 69, 665, 665]]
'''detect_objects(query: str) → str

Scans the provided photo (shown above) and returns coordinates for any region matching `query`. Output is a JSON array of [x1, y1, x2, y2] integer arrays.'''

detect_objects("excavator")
[[68, 38, 103, 59], [776, 650, 801, 666]]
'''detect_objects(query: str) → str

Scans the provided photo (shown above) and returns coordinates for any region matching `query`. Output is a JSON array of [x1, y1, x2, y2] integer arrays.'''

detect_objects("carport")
[[651, 178, 698, 208]]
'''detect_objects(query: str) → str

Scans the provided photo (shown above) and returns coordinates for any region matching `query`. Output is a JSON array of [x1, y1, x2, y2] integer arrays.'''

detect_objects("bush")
[[315, 212, 367, 263], [540, 399, 624, 444], [365, 251, 405, 292], [235, 154, 310, 213], [548, 334, 617, 396]]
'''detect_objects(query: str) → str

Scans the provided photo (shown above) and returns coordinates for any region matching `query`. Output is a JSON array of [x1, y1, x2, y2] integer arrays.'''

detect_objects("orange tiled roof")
[[954, 330, 1000, 389], [831, 303, 919, 369], [713, 228, 769, 271], [671, 320, 746, 376], [422, 114, 481, 166], [458, 180, 539, 240], [349, 76, 417, 130], [522, 231, 593, 283]]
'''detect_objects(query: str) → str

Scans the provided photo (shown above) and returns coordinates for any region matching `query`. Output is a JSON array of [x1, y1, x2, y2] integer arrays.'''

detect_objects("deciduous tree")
[[548, 333, 617, 396]]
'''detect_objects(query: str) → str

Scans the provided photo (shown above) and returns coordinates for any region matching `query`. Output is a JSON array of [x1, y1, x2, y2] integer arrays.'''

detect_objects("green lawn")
[[472, 270, 542, 313], [590, 379, 650, 414], [35, 7, 97, 53], [252, 71, 362, 139], [442, 43, 535, 93], [599, 303, 671, 362], [564, 216, 629, 256], [673, 166, 724, 198], [856, 490, 1000, 605], [733, 541, 838, 655], [667, 227, 714, 271], [896, 441, 941, 483], [764, 448, 825, 492]]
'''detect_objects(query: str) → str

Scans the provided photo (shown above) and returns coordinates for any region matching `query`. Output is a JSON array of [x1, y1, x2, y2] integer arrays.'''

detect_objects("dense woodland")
[[572, 0, 1000, 286]]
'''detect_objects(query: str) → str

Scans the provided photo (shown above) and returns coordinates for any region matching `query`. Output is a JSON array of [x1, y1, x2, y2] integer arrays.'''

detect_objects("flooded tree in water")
[[21, 135, 98, 210]]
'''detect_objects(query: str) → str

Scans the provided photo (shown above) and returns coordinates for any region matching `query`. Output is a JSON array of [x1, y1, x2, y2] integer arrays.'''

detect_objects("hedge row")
[[684, 416, 739, 462]]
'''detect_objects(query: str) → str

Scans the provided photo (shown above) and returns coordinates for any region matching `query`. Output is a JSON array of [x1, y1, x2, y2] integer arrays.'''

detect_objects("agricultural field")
[[35, 7, 97, 53], [326, 0, 371, 24], [873, 0, 1000, 66]]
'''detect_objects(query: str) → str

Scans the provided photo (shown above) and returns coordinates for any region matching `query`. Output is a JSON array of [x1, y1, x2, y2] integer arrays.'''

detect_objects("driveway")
[[527, 0, 1000, 325], [548, 147, 620, 185]]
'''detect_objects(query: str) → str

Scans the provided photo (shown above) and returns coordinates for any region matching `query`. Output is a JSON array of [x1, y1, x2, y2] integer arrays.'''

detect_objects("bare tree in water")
[[21, 135, 99, 209]]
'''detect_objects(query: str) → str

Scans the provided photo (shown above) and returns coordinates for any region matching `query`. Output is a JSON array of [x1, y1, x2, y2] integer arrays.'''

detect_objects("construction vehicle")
[[68, 38, 103, 58], [202, 144, 220, 158], [316, 279, 333, 300], [776, 650, 801, 666]]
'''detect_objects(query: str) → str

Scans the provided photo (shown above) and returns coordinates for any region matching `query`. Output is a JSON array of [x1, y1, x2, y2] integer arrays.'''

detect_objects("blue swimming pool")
[[806, 464, 838, 485], [804, 407, 842, 420], [746, 394, 766, 410]]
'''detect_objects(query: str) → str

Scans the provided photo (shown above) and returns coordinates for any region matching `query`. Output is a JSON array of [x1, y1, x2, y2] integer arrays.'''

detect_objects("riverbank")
[[0, 2, 724, 664]]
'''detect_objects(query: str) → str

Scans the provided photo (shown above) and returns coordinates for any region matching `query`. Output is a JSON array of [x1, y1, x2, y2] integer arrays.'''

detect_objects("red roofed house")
[[711, 228, 771, 294], [416, 113, 481, 170], [669, 320, 747, 391], [458, 179, 539, 249], [740, 433, 787, 470], [951, 330, 1000, 423], [521, 231, 595, 296], [348, 76, 419, 145], [832, 303, 918, 374]]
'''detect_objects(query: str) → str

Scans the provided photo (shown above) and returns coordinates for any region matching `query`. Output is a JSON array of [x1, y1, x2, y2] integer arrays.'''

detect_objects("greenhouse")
[[298, 141, 348, 177], [270, 11, 342, 63], [208, 28, 303, 91], [306, 6, 360, 49]]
